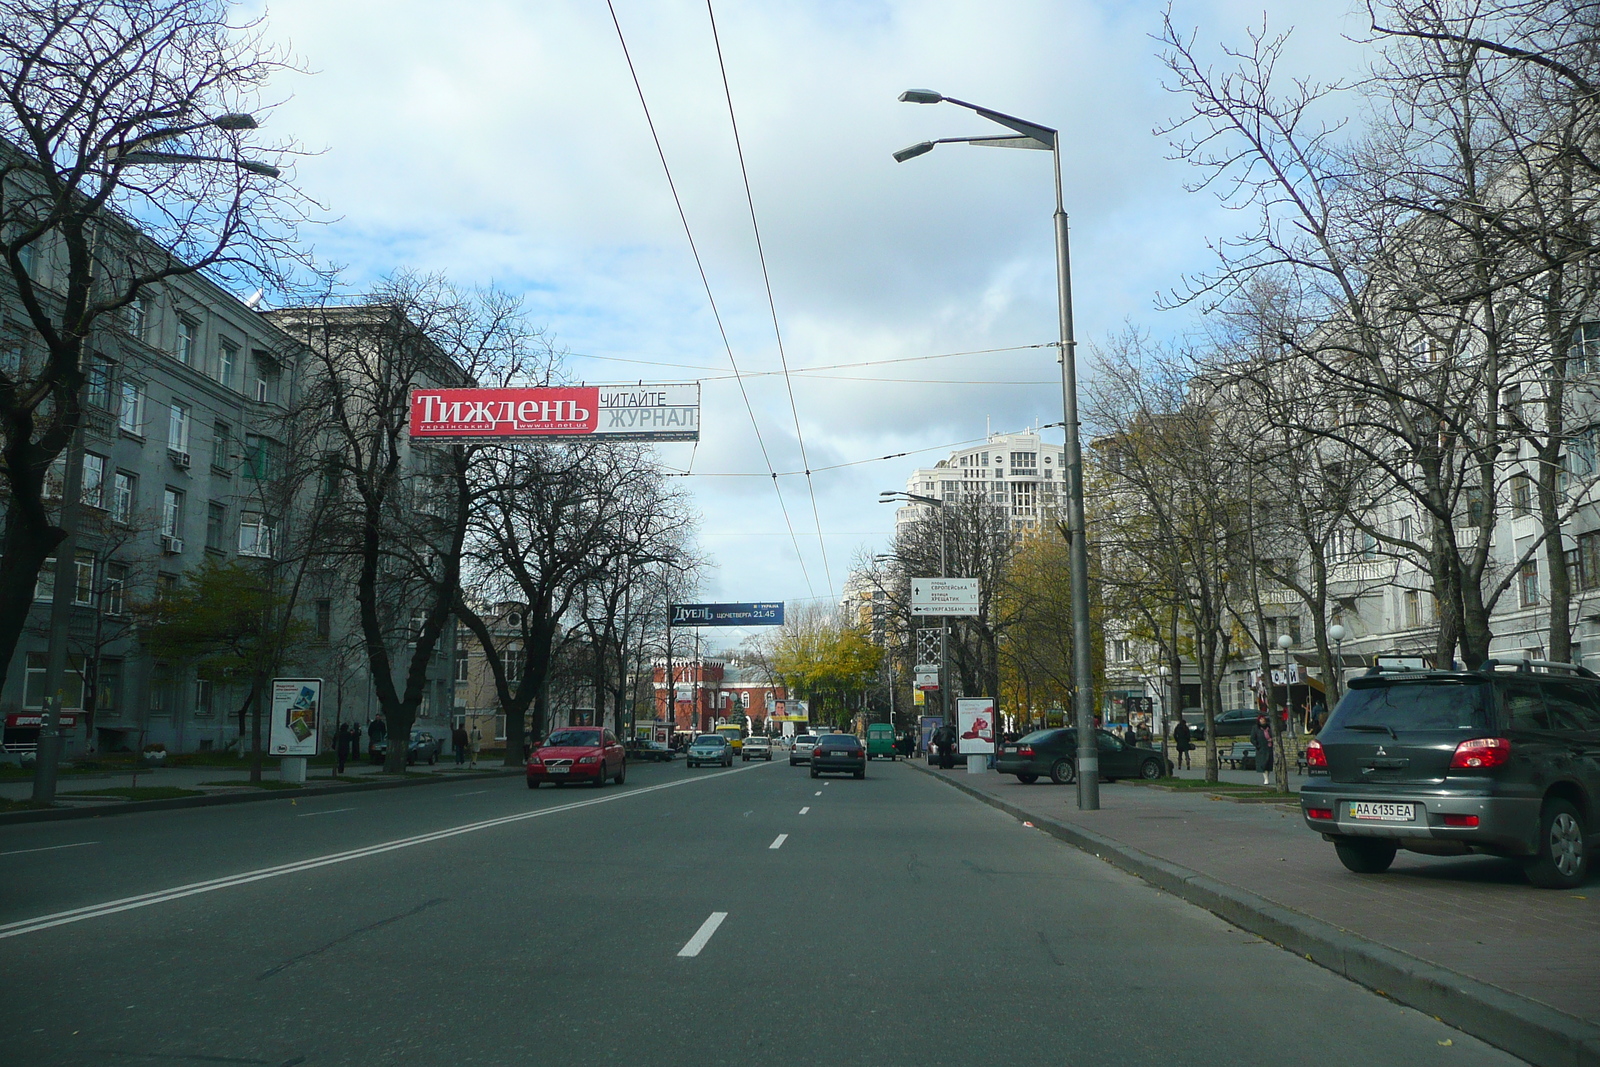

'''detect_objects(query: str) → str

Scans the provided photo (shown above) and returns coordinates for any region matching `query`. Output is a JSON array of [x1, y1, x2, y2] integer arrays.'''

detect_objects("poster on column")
[[268, 678, 322, 756], [957, 698, 996, 754]]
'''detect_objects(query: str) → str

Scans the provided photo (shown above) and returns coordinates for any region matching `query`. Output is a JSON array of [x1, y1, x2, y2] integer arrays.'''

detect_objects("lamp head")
[[211, 113, 260, 131], [892, 141, 936, 163], [1277, 634, 1294, 650], [899, 89, 944, 104], [1327, 623, 1347, 643]]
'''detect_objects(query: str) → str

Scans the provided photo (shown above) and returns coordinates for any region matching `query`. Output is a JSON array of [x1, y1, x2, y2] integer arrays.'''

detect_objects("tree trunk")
[[249, 672, 264, 784]]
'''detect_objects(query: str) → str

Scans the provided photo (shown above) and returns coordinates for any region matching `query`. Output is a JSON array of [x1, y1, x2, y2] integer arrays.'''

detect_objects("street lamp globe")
[[1277, 634, 1293, 651], [1328, 624, 1347, 644]]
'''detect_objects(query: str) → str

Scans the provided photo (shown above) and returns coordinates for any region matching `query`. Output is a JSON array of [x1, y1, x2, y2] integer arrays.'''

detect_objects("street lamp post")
[[1277, 633, 1293, 788], [1327, 623, 1347, 714], [32, 112, 279, 806], [880, 492, 950, 749], [895, 90, 1098, 808]]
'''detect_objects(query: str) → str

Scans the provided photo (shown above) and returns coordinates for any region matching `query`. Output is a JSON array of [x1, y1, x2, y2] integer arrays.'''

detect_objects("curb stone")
[[909, 760, 1600, 1067], [0, 767, 524, 825]]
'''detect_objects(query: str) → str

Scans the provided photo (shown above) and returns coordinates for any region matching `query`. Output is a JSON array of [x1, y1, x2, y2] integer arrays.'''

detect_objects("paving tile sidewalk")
[[919, 763, 1600, 1027]]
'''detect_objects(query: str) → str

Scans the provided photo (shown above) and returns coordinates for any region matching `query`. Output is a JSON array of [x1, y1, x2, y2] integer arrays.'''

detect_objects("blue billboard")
[[670, 602, 785, 627]]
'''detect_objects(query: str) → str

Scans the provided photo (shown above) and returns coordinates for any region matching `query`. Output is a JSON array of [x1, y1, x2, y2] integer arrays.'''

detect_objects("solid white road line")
[[769, 834, 788, 850], [0, 762, 773, 941], [0, 841, 99, 858], [799, 807, 809, 815], [677, 912, 728, 957], [294, 808, 354, 818], [452, 790, 488, 797]]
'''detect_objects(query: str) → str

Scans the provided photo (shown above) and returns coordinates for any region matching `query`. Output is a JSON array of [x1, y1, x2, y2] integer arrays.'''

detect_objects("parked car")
[[866, 723, 897, 761], [629, 739, 675, 762], [995, 728, 1170, 785], [741, 736, 773, 761], [526, 727, 626, 788], [1301, 659, 1600, 888], [370, 728, 442, 766], [811, 734, 866, 779], [687, 734, 733, 768], [790, 735, 821, 765], [1211, 708, 1260, 738]]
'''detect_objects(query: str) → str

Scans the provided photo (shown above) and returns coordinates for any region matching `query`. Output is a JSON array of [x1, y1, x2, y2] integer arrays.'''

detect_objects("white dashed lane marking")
[[295, 808, 354, 818], [799, 807, 809, 814], [677, 912, 728, 957], [769, 834, 788, 850]]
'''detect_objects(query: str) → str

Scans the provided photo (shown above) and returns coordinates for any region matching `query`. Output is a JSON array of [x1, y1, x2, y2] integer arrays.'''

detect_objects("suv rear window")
[[1334, 679, 1490, 731]]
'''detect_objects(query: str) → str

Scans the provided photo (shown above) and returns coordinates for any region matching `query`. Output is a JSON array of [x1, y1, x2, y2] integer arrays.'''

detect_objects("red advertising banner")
[[409, 384, 699, 441]]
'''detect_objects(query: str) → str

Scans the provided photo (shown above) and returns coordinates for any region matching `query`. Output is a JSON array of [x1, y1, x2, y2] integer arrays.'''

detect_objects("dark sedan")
[[995, 728, 1170, 785], [1209, 708, 1260, 738], [811, 734, 866, 779]]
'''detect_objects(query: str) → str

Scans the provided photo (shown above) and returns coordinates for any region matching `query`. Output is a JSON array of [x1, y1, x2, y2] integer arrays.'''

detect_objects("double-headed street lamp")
[[894, 90, 1098, 808], [880, 492, 950, 740]]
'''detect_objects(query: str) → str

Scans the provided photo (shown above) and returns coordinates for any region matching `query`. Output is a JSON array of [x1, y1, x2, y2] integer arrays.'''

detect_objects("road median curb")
[[908, 759, 1600, 1067], [0, 768, 525, 826]]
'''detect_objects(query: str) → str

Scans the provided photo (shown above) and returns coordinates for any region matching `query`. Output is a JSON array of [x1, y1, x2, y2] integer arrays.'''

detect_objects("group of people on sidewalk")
[[1167, 712, 1299, 786]]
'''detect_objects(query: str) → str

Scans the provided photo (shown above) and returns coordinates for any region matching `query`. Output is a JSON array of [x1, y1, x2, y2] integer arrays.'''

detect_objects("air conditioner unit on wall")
[[169, 449, 191, 470], [161, 535, 184, 554]]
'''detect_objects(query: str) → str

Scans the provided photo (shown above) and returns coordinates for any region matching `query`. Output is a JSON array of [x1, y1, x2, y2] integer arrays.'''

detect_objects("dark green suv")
[[1302, 660, 1600, 889]]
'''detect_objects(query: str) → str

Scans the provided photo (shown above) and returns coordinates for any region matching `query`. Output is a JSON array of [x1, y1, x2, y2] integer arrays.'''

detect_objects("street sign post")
[[409, 383, 700, 441], [911, 578, 979, 616]]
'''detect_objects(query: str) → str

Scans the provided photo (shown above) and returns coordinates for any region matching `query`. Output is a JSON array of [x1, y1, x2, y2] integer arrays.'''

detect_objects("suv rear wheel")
[[1333, 838, 1397, 874], [1524, 799, 1588, 889]]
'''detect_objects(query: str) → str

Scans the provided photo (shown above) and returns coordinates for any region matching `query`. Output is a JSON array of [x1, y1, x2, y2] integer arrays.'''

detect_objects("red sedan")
[[526, 727, 626, 788]]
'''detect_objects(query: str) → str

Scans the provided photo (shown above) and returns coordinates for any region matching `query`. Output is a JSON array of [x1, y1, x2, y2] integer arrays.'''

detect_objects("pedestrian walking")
[[935, 724, 956, 770], [1309, 697, 1327, 734], [452, 722, 469, 766], [1172, 718, 1192, 770], [1251, 713, 1275, 786], [469, 724, 483, 769]]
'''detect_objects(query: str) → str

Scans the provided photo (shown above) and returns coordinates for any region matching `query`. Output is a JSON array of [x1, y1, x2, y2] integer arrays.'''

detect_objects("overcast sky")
[[252, 0, 1373, 636]]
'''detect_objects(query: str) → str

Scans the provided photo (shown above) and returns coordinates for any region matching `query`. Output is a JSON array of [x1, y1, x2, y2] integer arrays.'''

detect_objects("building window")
[[1511, 475, 1533, 516], [1010, 452, 1037, 470], [238, 512, 273, 558], [1403, 589, 1421, 628], [194, 677, 214, 717], [118, 380, 144, 434], [1570, 322, 1600, 375], [74, 555, 93, 606], [213, 420, 231, 472], [1581, 531, 1600, 592], [112, 471, 136, 525], [217, 339, 237, 387], [24, 652, 83, 710], [1520, 561, 1541, 607], [244, 434, 274, 480], [85, 356, 113, 409], [175, 316, 197, 365], [167, 402, 190, 453], [103, 562, 127, 616], [35, 558, 54, 601], [97, 659, 121, 714], [206, 501, 226, 552], [315, 599, 332, 641], [454, 650, 470, 683], [161, 488, 184, 538], [81, 452, 105, 509], [1503, 385, 1523, 428], [1269, 616, 1302, 644]]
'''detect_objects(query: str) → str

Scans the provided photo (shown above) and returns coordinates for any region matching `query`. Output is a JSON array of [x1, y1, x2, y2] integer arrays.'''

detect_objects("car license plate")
[[1349, 801, 1413, 822], [549, 766, 569, 774]]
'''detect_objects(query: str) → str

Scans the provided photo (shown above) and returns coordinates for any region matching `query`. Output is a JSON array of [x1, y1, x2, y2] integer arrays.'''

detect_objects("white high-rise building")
[[894, 428, 1065, 534]]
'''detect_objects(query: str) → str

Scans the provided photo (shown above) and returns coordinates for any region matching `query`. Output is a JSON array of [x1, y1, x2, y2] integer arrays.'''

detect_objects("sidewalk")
[[913, 761, 1600, 1067], [0, 758, 509, 803]]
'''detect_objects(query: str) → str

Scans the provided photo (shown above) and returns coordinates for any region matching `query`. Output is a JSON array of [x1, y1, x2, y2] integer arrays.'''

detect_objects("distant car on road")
[[811, 734, 866, 779], [1210, 708, 1260, 738], [789, 735, 820, 765], [629, 739, 675, 762], [370, 728, 442, 766], [741, 736, 773, 761], [526, 728, 626, 788], [866, 723, 897, 761], [995, 728, 1169, 785], [687, 734, 733, 768]]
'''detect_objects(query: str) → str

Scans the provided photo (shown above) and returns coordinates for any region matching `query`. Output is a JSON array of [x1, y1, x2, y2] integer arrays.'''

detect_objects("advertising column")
[[957, 697, 996, 775], [268, 678, 322, 784]]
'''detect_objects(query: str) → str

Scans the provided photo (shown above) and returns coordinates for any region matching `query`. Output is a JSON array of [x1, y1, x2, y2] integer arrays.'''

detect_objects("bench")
[[1221, 742, 1255, 770]]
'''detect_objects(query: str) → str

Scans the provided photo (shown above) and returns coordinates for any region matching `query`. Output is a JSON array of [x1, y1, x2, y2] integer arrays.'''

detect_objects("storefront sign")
[[268, 678, 322, 756], [409, 384, 700, 441]]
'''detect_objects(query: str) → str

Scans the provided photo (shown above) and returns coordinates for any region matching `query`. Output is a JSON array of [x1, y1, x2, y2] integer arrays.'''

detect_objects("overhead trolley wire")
[[604, 0, 815, 597], [705, 0, 833, 596], [564, 341, 1053, 378]]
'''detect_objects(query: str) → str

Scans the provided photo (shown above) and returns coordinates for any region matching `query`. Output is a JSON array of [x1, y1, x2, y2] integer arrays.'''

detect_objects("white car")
[[741, 736, 774, 761], [789, 735, 820, 765]]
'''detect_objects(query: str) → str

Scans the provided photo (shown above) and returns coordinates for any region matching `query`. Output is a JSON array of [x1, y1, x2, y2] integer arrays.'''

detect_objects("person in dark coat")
[[1122, 724, 1138, 747], [935, 724, 957, 769], [1172, 718, 1192, 770], [1251, 713, 1275, 786], [452, 723, 469, 766]]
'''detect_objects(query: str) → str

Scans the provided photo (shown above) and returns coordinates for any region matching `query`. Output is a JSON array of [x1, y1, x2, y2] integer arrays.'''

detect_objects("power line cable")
[[705, 0, 833, 594], [565, 341, 1052, 378], [604, 0, 814, 597]]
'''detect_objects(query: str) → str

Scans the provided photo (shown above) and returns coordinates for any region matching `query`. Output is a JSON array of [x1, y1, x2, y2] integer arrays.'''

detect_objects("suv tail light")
[[1450, 737, 1511, 770], [1441, 813, 1480, 827], [1305, 739, 1327, 769], [1306, 807, 1334, 821]]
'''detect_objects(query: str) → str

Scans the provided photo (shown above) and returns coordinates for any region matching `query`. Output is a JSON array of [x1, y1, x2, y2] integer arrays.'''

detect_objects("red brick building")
[[653, 658, 786, 735]]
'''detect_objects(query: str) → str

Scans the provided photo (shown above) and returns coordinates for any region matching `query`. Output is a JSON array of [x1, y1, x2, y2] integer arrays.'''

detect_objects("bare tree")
[[0, 0, 309, 698]]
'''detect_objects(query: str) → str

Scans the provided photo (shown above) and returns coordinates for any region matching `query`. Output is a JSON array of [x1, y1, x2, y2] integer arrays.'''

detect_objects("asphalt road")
[[0, 757, 1524, 1066]]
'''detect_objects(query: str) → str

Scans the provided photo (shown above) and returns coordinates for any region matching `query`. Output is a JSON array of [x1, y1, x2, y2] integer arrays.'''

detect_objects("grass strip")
[[57, 786, 205, 801]]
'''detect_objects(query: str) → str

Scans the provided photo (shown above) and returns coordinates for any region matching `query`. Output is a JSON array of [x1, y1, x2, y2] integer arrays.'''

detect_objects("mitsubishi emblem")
[[1376, 745, 1388, 756]]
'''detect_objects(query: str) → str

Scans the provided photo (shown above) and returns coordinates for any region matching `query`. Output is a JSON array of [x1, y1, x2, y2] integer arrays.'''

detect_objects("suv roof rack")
[[1474, 658, 1598, 679]]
